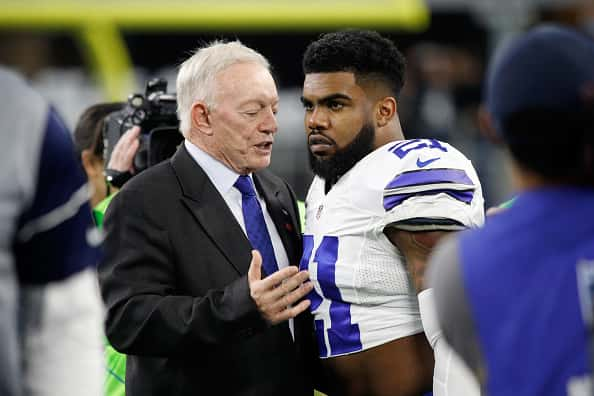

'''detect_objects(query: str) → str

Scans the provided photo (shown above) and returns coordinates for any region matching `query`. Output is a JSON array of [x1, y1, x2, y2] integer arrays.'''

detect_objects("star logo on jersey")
[[316, 204, 324, 220], [416, 156, 440, 168]]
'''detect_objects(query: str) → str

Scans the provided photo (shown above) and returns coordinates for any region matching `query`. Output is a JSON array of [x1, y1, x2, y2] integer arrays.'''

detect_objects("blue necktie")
[[234, 175, 279, 276]]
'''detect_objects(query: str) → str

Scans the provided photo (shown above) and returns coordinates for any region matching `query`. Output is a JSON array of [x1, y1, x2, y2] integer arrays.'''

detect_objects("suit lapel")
[[171, 145, 251, 275], [254, 171, 300, 266]]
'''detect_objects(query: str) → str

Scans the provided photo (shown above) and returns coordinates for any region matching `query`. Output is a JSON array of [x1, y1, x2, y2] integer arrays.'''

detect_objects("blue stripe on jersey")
[[385, 168, 473, 190], [327, 301, 362, 356], [314, 236, 362, 356], [383, 168, 474, 210], [301, 235, 362, 357], [14, 107, 100, 285], [299, 235, 323, 311], [383, 189, 474, 210]]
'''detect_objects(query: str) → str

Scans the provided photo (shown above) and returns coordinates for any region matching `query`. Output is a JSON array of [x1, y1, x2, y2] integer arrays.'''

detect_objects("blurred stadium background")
[[1, 0, 593, 207]]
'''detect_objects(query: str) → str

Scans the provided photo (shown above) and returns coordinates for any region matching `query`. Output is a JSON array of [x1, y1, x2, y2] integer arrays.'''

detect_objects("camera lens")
[[129, 94, 144, 108], [132, 109, 146, 125]]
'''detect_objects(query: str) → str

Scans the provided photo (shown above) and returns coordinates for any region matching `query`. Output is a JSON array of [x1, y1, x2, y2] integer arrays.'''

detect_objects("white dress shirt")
[[184, 140, 294, 336]]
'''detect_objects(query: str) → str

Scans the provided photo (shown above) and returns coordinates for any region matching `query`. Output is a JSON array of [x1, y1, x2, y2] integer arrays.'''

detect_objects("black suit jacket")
[[98, 145, 315, 396]]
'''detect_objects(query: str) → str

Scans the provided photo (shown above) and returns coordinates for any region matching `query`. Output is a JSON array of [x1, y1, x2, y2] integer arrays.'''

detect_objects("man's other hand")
[[248, 250, 313, 325], [107, 126, 141, 173]]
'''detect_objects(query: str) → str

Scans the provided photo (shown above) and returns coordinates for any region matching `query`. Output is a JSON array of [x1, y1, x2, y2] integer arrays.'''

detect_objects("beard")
[[308, 122, 375, 187]]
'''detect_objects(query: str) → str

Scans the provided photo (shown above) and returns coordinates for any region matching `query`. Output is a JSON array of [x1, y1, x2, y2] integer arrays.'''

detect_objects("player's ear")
[[376, 96, 397, 127], [478, 104, 505, 145]]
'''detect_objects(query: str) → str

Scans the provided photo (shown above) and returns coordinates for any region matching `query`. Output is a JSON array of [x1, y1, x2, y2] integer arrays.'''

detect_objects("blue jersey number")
[[300, 235, 362, 357], [389, 138, 447, 159]]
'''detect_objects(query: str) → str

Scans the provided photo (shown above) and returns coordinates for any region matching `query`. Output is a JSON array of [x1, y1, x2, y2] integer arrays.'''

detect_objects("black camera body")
[[103, 78, 183, 173]]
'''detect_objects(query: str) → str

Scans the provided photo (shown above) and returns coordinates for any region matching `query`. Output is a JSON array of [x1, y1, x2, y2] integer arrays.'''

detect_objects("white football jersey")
[[301, 139, 484, 358]]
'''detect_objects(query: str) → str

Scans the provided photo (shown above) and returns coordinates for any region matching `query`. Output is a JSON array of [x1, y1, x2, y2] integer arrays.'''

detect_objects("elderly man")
[[99, 41, 315, 396]]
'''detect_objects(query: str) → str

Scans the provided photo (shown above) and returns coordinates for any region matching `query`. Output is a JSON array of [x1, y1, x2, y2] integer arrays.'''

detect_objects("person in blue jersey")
[[299, 29, 484, 396], [0, 67, 104, 395], [428, 25, 594, 396]]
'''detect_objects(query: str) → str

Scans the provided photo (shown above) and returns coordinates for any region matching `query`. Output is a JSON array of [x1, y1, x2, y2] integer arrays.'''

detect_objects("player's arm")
[[384, 228, 451, 293], [385, 226, 482, 396], [380, 141, 484, 395]]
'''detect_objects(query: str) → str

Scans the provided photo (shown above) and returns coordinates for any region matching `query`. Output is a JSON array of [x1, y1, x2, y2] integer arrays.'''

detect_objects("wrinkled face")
[[301, 72, 376, 181], [209, 62, 279, 174]]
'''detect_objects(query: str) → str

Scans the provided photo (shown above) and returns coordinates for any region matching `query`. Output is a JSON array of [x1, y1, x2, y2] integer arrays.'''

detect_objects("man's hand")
[[107, 126, 141, 173], [485, 206, 505, 216], [248, 250, 313, 325], [385, 229, 450, 293]]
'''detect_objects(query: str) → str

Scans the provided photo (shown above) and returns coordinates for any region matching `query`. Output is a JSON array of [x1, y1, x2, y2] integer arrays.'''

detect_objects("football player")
[[299, 30, 484, 396], [0, 67, 104, 396], [428, 25, 594, 395]]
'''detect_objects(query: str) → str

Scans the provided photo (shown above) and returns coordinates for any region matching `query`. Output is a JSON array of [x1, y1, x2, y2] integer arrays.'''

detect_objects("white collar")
[[184, 139, 252, 197]]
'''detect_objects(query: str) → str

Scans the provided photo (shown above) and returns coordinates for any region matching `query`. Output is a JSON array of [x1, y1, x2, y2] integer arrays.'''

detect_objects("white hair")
[[176, 40, 270, 138]]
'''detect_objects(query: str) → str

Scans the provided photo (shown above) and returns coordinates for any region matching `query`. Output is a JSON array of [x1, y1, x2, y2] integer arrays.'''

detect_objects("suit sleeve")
[[284, 180, 302, 235], [98, 186, 269, 358]]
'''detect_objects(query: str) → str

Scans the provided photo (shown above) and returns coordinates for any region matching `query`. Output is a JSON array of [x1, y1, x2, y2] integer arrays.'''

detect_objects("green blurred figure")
[[74, 103, 140, 396]]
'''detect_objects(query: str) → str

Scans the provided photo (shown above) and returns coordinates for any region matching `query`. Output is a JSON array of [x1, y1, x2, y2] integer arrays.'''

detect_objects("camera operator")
[[74, 103, 141, 396], [75, 77, 181, 225], [74, 103, 140, 211], [75, 81, 182, 396]]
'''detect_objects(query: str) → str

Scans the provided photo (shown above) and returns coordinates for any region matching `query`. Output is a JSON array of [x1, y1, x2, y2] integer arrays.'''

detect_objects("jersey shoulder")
[[355, 138, 478, 194], [305, 139, 484, 226], [379, 138, 474, 171], [377, 139, 484, 229]]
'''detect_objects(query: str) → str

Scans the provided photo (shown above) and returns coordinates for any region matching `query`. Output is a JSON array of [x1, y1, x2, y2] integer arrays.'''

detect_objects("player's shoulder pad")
[[381, 139, 478, 212]]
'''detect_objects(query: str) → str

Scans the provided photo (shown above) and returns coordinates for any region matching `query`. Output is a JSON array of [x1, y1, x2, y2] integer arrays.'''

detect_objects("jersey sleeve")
[[13, 106, 101, 284], [380, 139, 485, 231]]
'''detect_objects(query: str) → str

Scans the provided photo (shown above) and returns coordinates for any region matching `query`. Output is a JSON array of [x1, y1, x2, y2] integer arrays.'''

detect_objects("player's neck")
[[324, 179, 333, 194], [374, 119, 405, 149], [511, 158, 594, 191], [511, 160, 559, 191]]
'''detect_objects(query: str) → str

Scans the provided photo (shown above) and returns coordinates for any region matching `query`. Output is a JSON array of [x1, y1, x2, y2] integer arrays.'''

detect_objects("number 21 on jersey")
[[300, 235, 362, 357]]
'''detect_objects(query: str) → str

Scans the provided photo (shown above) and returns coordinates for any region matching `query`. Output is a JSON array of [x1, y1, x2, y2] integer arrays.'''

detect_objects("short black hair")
[[302, 29, 406, 98], [73, 102, 124, 160], [502, 106, 594, 184]]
